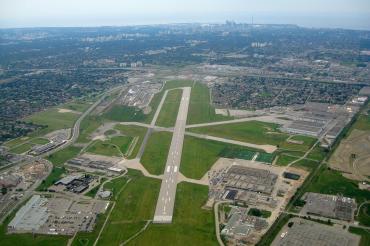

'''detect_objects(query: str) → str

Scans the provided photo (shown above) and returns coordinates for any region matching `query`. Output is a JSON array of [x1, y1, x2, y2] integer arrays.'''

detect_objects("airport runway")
[[153, 87, 191, 223]]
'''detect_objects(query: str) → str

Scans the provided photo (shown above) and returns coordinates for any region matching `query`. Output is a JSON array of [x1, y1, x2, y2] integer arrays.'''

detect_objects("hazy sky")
[[1, 0, 370, 29]]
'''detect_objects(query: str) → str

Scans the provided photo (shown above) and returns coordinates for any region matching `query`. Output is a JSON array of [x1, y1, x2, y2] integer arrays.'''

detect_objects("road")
[[153, 87, 191, 223]]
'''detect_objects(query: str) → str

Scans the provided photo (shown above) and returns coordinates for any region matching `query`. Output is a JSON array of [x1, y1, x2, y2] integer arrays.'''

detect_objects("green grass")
[[10, 142, 34, 154], [357, 203, 370, 227], [36, 166, 66, 191], [256, 152, 275, 163], [114, 125, 147, 159], [25, 108, 79, 133], [104, 106, 146, 122], [140, 132, 172, 175], [77, 115, 107, 143], [276, 154, 300, 166], [86, 140, 122, 157], [292, 159, 318, 172], [97, 170, 161, 246], [180, 136, 267, 179], [306, 166, 370, 203], [156, 89, 182, 127], [104, 129, 116, 136], [280, 135, 317, 152], [349, 227, 370, 246], [187, 81, 232, 124], [129, 182, 217, 246], [306, 146, 327, 161], [180, 136, 228, 179], [189, 120, 288, 146], [62, 100, 91, 112], [47, 146, 82, 165], [30, 138, 50, 145]]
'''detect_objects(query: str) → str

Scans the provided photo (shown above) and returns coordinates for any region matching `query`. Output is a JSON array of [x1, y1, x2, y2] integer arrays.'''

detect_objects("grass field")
[[36, 166, 66, 191], [10, 142, 34, 154], [47, 146, 82, 165], [187, 82, 232, 124], [306, 166, 370, 203], [129, 182, 217, 246], [189, 120, 289, 146], [96, 170, 160, 246], [114, 125, 147, 159], [276, 154, 300, 166], [26, 108, 79, 133], [292, 159, 318, 172], [180, 136, 270, 179], [348, 227, 370, 246], [86, 136, 132, 157], [351, 114, 370, 131], [357, 203, 370, 227], [104, 106, 146, 122], [30, 138, 49, 145], [140, 132, 172, 175], [155, 89, 182, 127], [77, 115, 107, 143], [306, 146, 327, 161]]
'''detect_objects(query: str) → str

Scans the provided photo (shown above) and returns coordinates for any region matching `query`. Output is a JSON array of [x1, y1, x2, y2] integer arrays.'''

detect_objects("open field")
[[47, 146, 82, 165], [36, 166, 66, 191], [77, 115, 107, 143], [292, 159, 319, 172], [86, 136, 132, 157], [10, 142, 34, 154], [180, 136, 271, 180], [30, 138, 50, 145], [26, 108, 78, 133], [104, 106, 146, 122], [97, 170, 160, 246], [140, 131, 172, 175], [85, 177, 108, 198], [187, 82, 232, 124], [129, 182, 217, 246], [276, 154, 300, 166], [114, 125, 147, 159], [189, 120, 289, 146], [329, 129, 370, 181], [155, 89, 182, 127]]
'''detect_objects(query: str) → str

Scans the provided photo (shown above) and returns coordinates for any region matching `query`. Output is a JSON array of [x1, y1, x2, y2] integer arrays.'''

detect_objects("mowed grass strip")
[[97, 170, 160, 246], [155, 89, 182, 127], [187, 82, 232, 124], [189, 120, 288, 146], [129, 182, 217, 246], [114, 125, 147, 159], [140, 132, 172, 175], [86, 140, 122, 157]]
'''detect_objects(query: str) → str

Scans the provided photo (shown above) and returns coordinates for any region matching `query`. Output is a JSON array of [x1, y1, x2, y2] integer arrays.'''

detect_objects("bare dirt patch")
[[329, 129, 370, 181]]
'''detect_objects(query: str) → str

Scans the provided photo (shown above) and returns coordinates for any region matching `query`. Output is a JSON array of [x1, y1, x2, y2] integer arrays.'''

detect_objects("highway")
[[153, 87, 191, 223]]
